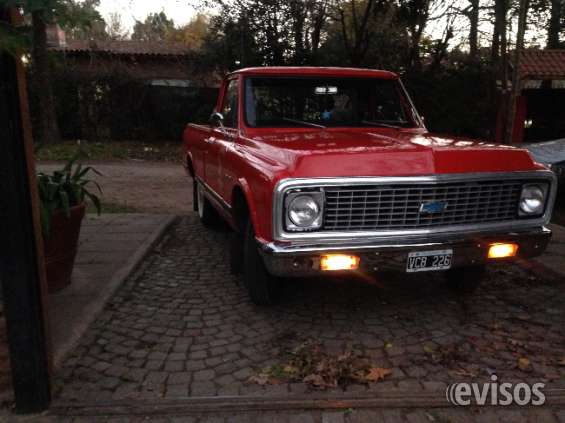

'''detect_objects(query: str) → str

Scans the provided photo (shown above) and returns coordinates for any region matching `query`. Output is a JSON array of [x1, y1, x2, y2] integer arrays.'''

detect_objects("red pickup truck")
[[183, 67, 557, 305]]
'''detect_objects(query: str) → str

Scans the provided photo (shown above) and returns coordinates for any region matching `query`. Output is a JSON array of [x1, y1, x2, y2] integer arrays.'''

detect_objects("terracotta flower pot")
[[43, 203, 86, 293]]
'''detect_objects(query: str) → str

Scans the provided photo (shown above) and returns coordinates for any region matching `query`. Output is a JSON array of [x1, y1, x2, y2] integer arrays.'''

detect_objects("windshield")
[[244, 76, 419, 129]]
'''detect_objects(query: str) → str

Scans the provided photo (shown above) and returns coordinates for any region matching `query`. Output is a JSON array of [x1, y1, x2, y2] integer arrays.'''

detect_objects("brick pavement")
[[2, 406, 564, 422], [53, 215, 565, 411], [49, 213, 175, 367]]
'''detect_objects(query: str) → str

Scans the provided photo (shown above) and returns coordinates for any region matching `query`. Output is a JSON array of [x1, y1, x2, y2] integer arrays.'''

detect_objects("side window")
[[220, 79, 238, 128]]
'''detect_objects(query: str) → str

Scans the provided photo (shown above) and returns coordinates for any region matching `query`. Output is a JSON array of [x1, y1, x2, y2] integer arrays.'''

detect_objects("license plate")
[[406, 249, 453, 273]]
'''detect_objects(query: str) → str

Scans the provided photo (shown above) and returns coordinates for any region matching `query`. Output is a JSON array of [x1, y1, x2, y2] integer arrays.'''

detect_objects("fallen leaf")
[[283, 365, 299, 375], [423, 345, 435, 354], [384, 342, 393, 349], [518, 357, 531, 371], [248, 374, 269, 385], [364, 367, 392, 382], [303, 374, 325, 387]]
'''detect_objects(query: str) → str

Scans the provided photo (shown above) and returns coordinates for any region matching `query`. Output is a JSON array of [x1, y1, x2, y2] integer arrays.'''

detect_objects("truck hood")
[[245, 129, 541, 178]]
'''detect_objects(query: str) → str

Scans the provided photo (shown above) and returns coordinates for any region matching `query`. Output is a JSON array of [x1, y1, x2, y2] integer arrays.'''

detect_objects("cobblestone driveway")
[[56, 215, 565, 403]]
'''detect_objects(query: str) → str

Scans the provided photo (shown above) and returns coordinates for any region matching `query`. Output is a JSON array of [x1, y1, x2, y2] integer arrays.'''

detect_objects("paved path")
[[2, 406, 562, 422], [532, 224, 565, 280], [38, 161, 192, 214], [49, 213, 175, 368], [51, 215, 565, 418]]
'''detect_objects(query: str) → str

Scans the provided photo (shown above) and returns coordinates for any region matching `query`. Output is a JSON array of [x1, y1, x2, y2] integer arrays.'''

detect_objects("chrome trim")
[[195, 176, 231, 211], [262, 226, 552, 255], [272, 171, 557, 242], [284, 190, 324, 231], [259, 226, 552, 277]]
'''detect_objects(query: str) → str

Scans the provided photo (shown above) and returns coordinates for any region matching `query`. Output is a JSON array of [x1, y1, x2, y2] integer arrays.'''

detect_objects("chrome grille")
[[323, 180, 524, 231]]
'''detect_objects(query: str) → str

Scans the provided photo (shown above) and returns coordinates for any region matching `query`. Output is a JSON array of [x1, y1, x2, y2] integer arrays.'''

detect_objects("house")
[[501, 50, 565, 144], [46, 27, 220, 141]]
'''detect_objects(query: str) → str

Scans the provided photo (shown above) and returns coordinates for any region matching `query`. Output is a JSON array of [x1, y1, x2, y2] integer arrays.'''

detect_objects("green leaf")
[[71, 162, 83, 182], [84, 191, 101, 215]]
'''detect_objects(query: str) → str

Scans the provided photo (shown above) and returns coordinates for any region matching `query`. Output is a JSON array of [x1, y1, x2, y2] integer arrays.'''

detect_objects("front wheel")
[[243, 220, 280, 305], [196, 181, 219, 227], [445, 265, 486, 294]]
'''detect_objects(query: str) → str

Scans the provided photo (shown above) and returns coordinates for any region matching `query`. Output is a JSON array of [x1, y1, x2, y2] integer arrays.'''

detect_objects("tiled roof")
[[518, 49, 565, 79], [50, 40, 190, 57]]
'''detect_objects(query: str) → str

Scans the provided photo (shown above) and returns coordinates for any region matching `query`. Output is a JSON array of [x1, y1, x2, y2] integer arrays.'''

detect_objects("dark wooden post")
[[0, 7, 52, 413]]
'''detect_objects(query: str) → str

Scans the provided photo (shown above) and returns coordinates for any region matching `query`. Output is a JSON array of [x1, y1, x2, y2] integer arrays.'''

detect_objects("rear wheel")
[[243, 220, 280, 305], [196, 181, 219, 227], [445, 265, 485, 294]]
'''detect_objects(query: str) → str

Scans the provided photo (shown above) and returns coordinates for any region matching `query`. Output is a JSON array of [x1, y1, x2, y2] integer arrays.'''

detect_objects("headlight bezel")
[[284, 190, 324, 231], [519, 183, 548, 217]]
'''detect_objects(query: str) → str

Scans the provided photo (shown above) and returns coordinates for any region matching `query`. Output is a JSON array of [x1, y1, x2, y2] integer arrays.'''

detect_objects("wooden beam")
[[0, 7, 52, 413]]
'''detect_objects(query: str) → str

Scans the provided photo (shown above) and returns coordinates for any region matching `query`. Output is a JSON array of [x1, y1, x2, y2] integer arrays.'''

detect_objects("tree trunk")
[[469, 0, 480, 61], [505, 0, 529, 144], [31, 9, 61, 145], [547, 0, 561, 48]]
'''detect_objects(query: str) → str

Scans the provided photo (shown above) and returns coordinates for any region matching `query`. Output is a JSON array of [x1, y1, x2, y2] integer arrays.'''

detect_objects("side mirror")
[[210, 112, 225, 128]]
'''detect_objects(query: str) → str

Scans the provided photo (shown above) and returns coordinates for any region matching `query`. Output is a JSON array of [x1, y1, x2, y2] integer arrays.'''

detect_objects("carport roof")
[[50, 40, 190, 57], [518, 49, 565, 80]]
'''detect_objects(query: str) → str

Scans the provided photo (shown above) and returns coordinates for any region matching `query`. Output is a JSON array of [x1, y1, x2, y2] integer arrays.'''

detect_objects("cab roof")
[[230, 66, 398, 79]]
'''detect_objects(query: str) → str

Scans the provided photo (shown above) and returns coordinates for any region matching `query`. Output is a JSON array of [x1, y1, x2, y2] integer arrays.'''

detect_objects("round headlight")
[[519, 185, 545, 215], [288, 195, 320, 227]]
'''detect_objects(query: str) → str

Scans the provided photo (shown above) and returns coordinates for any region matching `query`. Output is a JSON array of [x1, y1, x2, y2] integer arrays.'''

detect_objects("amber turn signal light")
[[320, 254, 360, 271], [488, 243, 519, 259]]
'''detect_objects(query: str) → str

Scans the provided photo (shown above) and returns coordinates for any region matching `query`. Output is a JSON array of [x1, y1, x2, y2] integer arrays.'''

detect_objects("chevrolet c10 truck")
[[183, 67, 557, 305]]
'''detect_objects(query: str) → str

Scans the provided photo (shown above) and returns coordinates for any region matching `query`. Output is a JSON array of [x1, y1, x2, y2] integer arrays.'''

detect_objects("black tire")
[[243, 220, 280, 305], [196, 181, 219, 227], [229, 230, 244, 275], [192, 179, 198, 212], [445, 265, 485, 294]]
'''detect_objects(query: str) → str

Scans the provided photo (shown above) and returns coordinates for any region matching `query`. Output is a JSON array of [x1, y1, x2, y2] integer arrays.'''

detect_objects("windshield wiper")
[[282, 117, 326, 129], [361, 120, 404, 129]]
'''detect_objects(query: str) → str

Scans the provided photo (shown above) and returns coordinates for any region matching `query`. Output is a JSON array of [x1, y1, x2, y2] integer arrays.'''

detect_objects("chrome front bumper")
[[259, 227, 552, 277]]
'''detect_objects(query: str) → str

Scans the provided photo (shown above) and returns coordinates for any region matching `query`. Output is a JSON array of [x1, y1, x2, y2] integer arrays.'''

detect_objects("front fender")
[[235, 177, 268, 242]]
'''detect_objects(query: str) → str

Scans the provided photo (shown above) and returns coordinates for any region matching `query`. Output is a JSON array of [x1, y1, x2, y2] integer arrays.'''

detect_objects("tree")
[[1, 0, 105, 144], [398, 0, 433, 69], [31, 6, 61, 146], [132, 11, 175, 42], [167, 13, 209, 50], [334, 0, 377, 66], [547, 0, 563, 48], [106, 12, 128, 40], [57, 0, 106, 40], [208, 0, 332, 66], [323, 0, 409, 68]]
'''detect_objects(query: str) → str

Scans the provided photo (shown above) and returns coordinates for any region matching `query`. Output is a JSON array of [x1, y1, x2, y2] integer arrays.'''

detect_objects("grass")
[[36, 140, 182, 162]]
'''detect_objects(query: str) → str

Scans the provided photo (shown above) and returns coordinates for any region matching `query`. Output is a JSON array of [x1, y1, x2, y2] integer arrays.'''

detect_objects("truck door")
[[205, 77, 238, 198]]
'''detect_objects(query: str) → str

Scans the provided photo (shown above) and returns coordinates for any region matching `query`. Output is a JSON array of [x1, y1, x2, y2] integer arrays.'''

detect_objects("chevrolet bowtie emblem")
[[419, 201, 448, 214]]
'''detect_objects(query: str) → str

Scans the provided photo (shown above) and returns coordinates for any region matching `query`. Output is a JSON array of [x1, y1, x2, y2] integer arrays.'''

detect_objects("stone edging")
[[51, 389, 565, 416]]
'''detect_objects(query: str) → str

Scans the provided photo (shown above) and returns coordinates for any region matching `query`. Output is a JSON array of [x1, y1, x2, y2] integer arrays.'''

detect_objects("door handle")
[[204, 137, 215, 144]]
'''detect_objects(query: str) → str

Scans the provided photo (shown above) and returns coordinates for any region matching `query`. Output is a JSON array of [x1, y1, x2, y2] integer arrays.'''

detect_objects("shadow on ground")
[[55, 215, 565, 402]]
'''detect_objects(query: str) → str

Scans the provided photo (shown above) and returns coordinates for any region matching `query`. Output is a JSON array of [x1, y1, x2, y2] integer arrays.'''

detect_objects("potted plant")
[[37, 156, 101, 293]]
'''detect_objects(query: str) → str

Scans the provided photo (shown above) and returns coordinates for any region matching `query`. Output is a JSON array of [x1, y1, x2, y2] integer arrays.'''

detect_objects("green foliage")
[[57, 0, 106, 41], [131, 11, 175, 42], [0, 20, 31, 55], [37, 152, 102, 236]]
